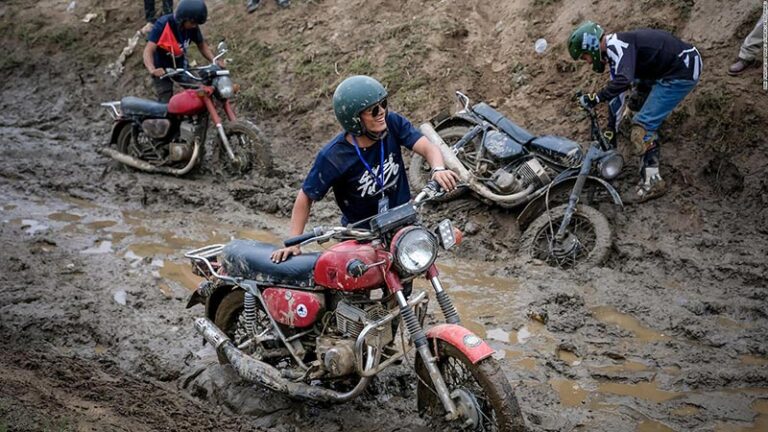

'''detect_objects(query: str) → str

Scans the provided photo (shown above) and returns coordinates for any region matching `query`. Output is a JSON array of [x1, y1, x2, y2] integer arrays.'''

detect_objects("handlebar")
[[284, 228, 322, 247]]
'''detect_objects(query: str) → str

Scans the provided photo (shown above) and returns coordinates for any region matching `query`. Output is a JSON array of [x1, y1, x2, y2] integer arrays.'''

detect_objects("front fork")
[[387, 266, 463, 420], [555, 146, 597, 241], [204, 97, 238, 162]]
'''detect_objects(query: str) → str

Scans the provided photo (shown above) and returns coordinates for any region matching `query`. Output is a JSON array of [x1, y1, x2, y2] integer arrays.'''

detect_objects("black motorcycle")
[[413, 91, 624, 267]]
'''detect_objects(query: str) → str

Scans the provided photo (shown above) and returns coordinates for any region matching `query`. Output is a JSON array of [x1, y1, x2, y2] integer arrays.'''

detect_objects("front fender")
[[426, 324, 494, 364], [517, 175, 623, 228], [431, 111, 478, 130]]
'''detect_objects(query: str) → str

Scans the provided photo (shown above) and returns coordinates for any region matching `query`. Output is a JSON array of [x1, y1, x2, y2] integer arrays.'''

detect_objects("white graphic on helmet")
[[357, 153, 399, 198], [581, 33, 600, 52]]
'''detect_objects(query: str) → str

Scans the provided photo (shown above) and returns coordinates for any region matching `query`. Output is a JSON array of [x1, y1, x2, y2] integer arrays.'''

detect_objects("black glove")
[[577, 93, 600, 109]]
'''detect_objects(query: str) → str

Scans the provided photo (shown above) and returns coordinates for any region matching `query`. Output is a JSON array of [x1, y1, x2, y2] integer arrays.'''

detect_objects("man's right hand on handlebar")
[[431, 168, 459, 192], [271, 245, 301, 263], [151, 67, 166, 78]]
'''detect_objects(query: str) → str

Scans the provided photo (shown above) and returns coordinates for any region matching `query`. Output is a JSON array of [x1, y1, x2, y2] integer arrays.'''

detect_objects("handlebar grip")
[[426, 179, 443, 193], [284, 231, 317, 247]]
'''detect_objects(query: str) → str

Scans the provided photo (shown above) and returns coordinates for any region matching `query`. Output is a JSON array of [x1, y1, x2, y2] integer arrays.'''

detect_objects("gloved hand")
[[577, 93, 600, 109]]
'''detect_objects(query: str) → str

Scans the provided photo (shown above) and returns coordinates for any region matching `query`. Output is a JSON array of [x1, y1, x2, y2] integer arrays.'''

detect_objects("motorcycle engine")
[[490, 158, 551, 194], [168, 121, 196, 162], [141, 119, 171, 139]]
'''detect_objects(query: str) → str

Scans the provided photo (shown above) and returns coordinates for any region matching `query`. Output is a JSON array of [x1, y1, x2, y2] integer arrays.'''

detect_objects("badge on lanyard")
[[352, 136, 388, 213]]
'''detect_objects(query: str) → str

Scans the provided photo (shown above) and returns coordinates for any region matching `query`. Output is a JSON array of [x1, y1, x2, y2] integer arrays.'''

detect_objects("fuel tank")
[[314, 240, 385, 292], [262, 288, 324, 328], [167, 89, 206, 116]]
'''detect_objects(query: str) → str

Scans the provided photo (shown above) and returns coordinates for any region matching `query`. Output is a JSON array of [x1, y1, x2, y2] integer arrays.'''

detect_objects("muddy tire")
[[408, 125, 469, 201], [213, 289, 245, 342], [416, 341, 526, 431], [214, 120, 273, 177], [520, 203, 611, 268], [115, 125, 139, 172]]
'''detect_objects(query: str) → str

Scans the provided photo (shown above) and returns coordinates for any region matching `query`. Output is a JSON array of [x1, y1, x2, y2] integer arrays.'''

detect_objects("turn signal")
[[233, 83, 241, 94], [453, 227, 463, 247]]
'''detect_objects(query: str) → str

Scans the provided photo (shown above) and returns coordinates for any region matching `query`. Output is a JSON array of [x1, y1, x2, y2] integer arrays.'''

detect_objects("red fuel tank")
[[167, 89, 205, 116], [262, 288, 324, 328], [314, 240, 386, 292]]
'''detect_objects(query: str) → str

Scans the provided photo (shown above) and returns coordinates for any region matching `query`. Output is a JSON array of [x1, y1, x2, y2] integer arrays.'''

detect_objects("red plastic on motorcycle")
[[262, 288, 324, 328], [167, 89, 205, 116], [426, 324, 495, 364], [314, 240, 386, 292]]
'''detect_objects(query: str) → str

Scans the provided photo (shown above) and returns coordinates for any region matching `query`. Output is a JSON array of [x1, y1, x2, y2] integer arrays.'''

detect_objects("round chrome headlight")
[[598, 151, 624, 180], [214, 76, 234, 99], [393, 227, 438, 274]]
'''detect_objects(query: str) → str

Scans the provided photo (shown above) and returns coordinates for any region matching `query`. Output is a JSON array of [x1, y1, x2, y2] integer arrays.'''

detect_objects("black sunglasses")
[[364, 99, 388, 117]]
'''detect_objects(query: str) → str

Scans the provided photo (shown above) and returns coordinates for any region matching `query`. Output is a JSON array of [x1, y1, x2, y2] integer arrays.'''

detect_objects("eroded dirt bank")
[[1, 0, 768, 431]]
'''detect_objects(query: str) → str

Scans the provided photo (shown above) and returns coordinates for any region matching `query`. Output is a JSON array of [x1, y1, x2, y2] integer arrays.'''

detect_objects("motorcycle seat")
[[473, 102, 535, 145], [221, 239, 320, 288], [121, 96, 168, 118]]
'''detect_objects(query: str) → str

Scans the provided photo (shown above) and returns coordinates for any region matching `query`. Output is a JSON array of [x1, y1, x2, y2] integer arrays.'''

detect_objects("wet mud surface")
[[2, 0, 768, 430]]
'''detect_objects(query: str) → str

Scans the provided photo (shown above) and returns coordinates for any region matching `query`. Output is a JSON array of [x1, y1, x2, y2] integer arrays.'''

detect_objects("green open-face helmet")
[[567, 21, 605, 73], [333, 75, 388, 137]]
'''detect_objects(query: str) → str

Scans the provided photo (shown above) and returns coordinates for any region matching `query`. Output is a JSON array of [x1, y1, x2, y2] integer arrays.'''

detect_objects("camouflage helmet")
[[332, 75, 388, 136], [567, 21, 605, 73]]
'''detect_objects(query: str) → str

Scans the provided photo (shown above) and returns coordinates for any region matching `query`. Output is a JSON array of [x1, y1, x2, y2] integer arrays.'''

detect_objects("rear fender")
[[204, 284, 241, 322], [108, 119, 132, 145], [426, 324, 494, 364], [517, 175, 623, 228], [431, 111, 478, 130]]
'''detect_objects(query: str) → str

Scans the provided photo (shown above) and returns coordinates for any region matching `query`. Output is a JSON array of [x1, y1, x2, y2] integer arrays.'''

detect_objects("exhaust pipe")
[[194, 317, 371, 402], [419, 123, 535, 207], [99, 140, 201, 176]]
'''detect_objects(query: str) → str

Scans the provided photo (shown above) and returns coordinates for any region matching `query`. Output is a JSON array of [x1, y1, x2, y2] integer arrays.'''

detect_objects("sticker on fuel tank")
[[296, 304, 308, 318]]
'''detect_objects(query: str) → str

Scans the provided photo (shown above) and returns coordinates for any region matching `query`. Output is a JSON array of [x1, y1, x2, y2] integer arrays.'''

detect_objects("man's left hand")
[[578, 93, 600, 109], [432, 168, 459, 192]]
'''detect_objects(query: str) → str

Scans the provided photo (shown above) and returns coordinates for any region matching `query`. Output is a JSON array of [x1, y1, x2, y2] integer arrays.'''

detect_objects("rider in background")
[[568, 21, 702, 203], [142, 0, 222, 103], [270, 75, 459, 263]]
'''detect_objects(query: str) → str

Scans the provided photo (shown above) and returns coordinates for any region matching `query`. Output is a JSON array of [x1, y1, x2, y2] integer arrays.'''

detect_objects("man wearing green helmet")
[[271, 75, 459, 263], [568, 21, 702, 203]]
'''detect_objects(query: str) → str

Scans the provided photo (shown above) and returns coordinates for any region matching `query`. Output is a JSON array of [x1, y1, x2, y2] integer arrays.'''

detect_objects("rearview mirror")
[[217, 40, 228, 53]]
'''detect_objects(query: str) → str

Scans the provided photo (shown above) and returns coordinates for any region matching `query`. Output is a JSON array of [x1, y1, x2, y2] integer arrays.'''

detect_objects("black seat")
[[473, 102, 535, 145], [221, 239, 320, 288], [121, 96, 168, 118]]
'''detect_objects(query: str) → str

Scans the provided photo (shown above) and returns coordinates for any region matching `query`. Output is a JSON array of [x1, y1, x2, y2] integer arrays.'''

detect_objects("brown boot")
[[728, 58, 756, 76]]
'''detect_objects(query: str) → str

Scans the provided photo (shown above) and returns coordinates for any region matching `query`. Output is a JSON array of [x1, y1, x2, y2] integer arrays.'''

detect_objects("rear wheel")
[[416, 340, 526, 431], [519, 203, 612, 268], [214, 120, 273, 177], [408, 125, 470, 201]]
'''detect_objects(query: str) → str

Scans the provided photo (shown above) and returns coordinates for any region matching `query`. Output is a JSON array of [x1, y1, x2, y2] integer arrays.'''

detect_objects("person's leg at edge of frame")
[[144, 0, 156, 23], [729, 12, 765, 76], [162, 0, 173, 15], [627, 78, 699, 203]]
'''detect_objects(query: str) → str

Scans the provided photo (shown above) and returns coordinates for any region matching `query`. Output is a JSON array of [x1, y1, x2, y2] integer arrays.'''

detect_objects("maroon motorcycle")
[[184, 183, 526, 431]]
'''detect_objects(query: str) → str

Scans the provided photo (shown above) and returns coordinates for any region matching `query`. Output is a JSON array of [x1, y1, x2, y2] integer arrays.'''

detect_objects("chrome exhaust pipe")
[[194, 317, 371, 402], [99, 140, 201, 176], [419, 123, 535, 206]]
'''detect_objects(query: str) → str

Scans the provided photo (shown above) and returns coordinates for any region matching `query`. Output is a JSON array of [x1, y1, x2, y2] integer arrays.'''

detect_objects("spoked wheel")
[[116, 125, 161, 171], [416, 341, 525, 431], [519, 203, 612, 268], [214, 120, 273, 177], [214, 288, 277, 362], [408, 125, 469, 201]]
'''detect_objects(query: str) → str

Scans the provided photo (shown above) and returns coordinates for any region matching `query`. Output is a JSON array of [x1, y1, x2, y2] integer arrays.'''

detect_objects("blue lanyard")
[[351, 135, 385, 192]]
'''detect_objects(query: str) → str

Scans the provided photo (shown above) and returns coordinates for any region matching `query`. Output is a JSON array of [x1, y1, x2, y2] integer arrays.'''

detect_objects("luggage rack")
[[184, 244, 228, 280]]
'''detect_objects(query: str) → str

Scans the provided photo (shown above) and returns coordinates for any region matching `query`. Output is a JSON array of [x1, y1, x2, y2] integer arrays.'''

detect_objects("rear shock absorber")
[[243, 291, 259, 337]]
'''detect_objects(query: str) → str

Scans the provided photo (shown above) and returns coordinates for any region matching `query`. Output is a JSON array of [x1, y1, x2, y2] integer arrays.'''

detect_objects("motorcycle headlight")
[[392, 227, 438, 274], [214, 76, 234, 99], [598, 151, 623, 180]]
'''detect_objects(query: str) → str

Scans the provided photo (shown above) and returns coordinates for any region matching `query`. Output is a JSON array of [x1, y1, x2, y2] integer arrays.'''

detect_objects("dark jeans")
[[144, 0, 173, 22], [152, 76, 174, 103]]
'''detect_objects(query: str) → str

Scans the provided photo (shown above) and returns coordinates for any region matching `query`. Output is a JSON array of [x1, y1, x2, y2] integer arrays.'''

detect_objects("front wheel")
[[416, 340, 526, 431], [214, 120, 273, 177], [519, 203, 612, 268]]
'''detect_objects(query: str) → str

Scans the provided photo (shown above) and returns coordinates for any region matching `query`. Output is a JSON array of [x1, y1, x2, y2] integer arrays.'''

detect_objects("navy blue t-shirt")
[[147, 14, 204, 69], [302, 111, 423, 225]]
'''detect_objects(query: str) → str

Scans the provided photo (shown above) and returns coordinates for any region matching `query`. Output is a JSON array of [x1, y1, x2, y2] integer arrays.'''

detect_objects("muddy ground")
[[1, 0, 768, 431]]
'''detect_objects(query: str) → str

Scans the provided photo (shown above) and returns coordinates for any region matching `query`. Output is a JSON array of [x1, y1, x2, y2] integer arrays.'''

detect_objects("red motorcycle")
[[100, 42, 272, 176], [185, 183, 526, 431]]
